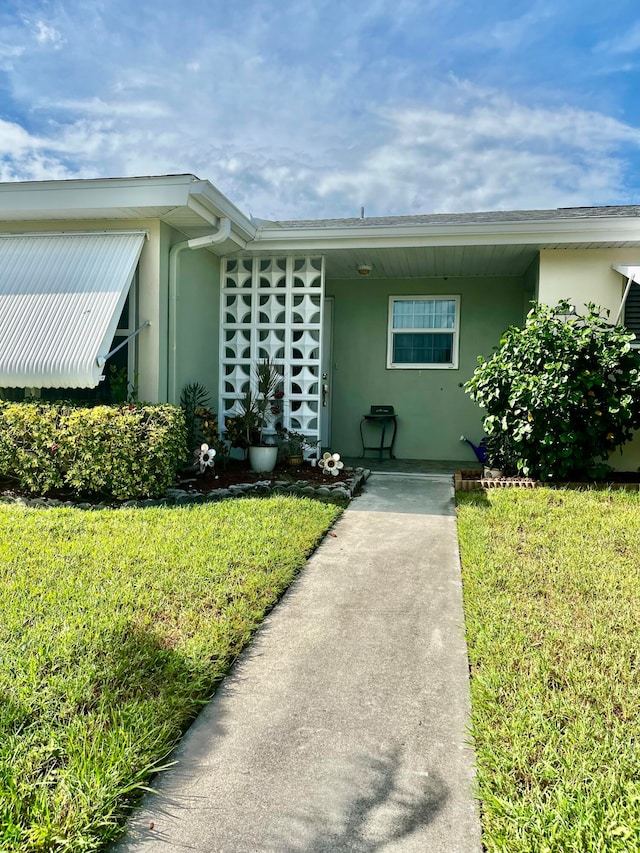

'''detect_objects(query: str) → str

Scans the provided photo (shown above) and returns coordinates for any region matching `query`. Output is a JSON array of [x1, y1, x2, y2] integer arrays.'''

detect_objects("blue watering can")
[[460, 435, 487, 463]]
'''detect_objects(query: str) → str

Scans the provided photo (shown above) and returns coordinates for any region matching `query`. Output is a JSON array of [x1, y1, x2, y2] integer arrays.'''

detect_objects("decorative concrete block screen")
[[219, 257, 325, 449]]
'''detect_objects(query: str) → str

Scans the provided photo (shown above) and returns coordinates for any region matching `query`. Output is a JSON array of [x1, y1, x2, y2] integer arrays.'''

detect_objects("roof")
[[0, 175, 638, 269], [0, 231, 145, 388], [248, 204, 640, 280], [0, 174, 256, 249], [265, 205, 640, 230]]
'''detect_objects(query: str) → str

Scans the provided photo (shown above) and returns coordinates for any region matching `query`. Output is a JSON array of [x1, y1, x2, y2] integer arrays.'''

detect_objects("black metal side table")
[[359, 405, 397, 461]]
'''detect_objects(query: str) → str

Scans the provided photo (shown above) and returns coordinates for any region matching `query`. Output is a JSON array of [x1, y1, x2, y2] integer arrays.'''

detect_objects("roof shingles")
[[264, 206, 640, 230]]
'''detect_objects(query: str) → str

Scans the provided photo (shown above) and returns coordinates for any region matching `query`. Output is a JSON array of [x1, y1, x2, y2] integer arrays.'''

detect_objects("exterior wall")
[[138, 221, 163, 403], [325, 275, 526, 461], [167, 222, 221, 406], [523, 255, 539, 317], [538, 248, 640, 317], [539, 248, 640, 471]]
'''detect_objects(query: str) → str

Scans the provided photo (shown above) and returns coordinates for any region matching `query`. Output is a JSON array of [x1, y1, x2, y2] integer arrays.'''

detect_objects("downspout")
[[167, 218, 231, 404]]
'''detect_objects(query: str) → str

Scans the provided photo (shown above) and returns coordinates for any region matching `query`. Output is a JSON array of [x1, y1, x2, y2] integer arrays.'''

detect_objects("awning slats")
[[0, 232, 146, 388]]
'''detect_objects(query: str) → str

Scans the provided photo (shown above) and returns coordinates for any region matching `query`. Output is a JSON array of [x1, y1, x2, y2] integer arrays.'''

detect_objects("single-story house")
[[1, 173, 639, 468]]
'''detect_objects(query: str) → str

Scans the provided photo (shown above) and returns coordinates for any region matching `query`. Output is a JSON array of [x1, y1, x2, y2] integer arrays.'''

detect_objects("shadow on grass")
[[69, 623, 233, 843], [455, 489, 492, 510], [0, 620, 238, 852]]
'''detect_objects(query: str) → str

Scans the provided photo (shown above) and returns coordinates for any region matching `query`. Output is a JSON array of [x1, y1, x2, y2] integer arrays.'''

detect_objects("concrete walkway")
[[115, 475, 481, 853]]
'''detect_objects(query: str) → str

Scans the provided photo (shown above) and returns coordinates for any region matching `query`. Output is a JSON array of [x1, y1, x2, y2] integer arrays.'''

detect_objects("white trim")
[[251, 218, 640, 252], [613, 264, 640, 284], [386, 295, 460, 370], [613, 264, 640, 325], [0, 175, 256, 245], [0, 229, 149, 240]]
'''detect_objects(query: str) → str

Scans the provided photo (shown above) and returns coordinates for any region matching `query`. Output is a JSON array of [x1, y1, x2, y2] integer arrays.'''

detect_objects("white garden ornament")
[[318, 452, 344, 476], [194, 443, 216, 473]]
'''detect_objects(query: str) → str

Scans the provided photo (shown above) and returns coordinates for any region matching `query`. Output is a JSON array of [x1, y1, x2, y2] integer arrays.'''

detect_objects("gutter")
[[247, 217, 640, 252], [188, 180, 257, 245], [167, 218, 231, 404]]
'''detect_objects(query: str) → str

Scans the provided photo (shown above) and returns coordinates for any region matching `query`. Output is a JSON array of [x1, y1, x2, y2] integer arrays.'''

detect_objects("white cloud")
[[0, 1, 638, 219], [56, 97, 170, 119], [0, 118, 73, 182], [0, 118, 43, 154], [313, 89, 640, 215], [0, 43, 25, 68], [33, 20, 64, 47], [489, 4, 555, 52], [0, 77, 638, 219], [595, 21, 640, 55]]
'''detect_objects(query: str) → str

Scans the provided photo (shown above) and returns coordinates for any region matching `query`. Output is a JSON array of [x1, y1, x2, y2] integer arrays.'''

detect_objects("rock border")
[[0, 467, 372, 511]]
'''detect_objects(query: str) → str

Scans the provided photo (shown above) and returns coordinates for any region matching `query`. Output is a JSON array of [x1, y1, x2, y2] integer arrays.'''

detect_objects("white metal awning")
[[0, 231, 146, 388], [613, 263, 640, 285]]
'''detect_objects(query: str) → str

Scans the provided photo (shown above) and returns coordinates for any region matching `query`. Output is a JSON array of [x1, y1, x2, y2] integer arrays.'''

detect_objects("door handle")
[[322, 383, 329, 407]]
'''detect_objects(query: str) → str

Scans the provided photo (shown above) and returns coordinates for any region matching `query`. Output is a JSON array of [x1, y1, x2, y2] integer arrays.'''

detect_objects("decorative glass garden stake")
[[318, 451, 344, 477], [194, 443, 216, 473]]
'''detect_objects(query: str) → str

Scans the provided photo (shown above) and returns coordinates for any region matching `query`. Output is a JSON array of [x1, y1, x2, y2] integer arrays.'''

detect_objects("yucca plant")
[[237, 357, 282, 447]]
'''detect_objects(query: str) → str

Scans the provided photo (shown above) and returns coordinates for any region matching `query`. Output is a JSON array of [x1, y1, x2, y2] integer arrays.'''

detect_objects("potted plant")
[[482, 431, 518, 479], [234, 357, 282, 473], [278, 429, 309, 466]]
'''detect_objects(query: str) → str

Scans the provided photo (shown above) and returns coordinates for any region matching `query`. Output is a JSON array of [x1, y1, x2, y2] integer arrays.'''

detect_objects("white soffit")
[[0, 231, 146, 388], [613, 263, 640, 284]]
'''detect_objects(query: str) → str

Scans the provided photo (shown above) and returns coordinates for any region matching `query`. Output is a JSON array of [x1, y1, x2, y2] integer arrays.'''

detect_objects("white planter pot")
[[483, 467, 504, 479], [249, 445, 278, 473]]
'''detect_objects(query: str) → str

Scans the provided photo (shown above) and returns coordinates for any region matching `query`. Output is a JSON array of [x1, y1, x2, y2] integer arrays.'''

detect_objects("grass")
[[0, 496, 341, 852], [457, 488, 640, 853]]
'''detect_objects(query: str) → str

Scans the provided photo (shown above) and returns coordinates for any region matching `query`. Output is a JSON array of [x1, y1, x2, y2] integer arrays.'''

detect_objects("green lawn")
[[0, 496, 341, 852], [457, 488, 640, 853]]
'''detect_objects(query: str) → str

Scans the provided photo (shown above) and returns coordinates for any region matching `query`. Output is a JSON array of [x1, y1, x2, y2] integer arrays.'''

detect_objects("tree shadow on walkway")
[[267, 743, 449, 852]]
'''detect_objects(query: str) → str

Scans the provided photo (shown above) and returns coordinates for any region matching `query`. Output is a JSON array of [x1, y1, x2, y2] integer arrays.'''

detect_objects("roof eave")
[[0, 175, 257, 245], [187, 180, 257, 244], [0, 174, 197, 218], [250, 217, 640, 251]]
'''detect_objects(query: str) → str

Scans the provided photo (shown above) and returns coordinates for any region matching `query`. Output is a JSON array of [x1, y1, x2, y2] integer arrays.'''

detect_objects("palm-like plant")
[[237, 357, 282, 446]]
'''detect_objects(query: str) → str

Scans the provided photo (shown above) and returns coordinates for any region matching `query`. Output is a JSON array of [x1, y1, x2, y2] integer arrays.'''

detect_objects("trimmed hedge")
[[0, 403, 186, 500]]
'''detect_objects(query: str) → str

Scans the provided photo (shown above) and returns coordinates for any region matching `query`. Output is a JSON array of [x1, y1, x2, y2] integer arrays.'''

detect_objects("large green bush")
[[0, 403, 186, 499], [465, 301, 640, 480]]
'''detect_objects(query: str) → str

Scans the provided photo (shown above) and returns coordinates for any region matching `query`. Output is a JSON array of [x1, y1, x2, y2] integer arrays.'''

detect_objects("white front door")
[[321, 296, 333, 448]]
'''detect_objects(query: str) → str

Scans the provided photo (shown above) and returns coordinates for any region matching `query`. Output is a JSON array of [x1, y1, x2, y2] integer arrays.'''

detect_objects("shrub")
[[0, 403, 186, 499], [465, 301, 640, 480]]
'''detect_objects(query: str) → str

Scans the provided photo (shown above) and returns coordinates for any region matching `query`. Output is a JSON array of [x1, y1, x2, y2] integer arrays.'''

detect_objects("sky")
[[1, 0, 640, 220]]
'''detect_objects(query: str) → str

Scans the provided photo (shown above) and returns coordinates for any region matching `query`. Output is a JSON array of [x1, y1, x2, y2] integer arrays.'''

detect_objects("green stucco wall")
[[523, 255, 539, 316], [325, 275, 526, 461], [166, 224, 221, 406]]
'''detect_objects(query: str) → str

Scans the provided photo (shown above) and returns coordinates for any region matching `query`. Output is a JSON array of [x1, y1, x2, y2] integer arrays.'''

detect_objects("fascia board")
[[251, 218, 640, 251], [0, 175, 257, 247], [188, 181, 257, 242], [0, 174, 195, 218]]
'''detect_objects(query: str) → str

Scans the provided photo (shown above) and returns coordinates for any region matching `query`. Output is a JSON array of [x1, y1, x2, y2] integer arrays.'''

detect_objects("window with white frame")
[[387, 296, 460, 369]]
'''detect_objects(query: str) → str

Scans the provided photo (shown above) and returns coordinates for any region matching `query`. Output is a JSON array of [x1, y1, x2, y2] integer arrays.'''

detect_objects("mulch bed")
[[178, 458, 353, 492], [0, 459, 354, 505]]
